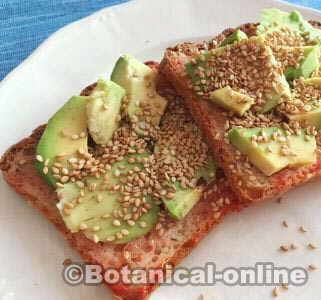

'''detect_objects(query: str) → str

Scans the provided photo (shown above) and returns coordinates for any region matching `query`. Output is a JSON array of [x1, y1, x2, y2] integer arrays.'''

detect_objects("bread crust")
[[0, 64, 243, 299], [158, 22, 321, 203]]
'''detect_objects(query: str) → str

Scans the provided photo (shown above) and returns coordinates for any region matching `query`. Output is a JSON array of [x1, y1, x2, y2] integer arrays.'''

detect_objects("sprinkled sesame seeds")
[[36, 155, 44, 162]]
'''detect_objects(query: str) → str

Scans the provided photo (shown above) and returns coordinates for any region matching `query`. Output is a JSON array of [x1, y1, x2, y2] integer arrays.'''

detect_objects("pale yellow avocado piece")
[[287, 106, 321, 129], [210, 86, 255, 116], [286, 78, 321, 129], [229, 127, 316, 176], [111, 55, 167, 128], [288, 134, 317, 166], [87, 80, 125, 145], [261, 45, 292, 113]]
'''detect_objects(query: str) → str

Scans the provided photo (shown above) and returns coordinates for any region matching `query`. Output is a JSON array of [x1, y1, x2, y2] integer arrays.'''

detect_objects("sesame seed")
[[308, 243, 317, 250], [213, 212, 221, 219], [308, 264, 317, 271], [113, 219, 121, 227], [60, 176, 69, 183], [106, 236, 115, 242], [272, 287, 279, 297], [64, 203, 74, 209], [280, 245, 289, 252], [18, 159, 26, 165], [76, 181, 85, 188], [36, 155, 44, 162], [61, 168, 69, 175], [116, 232, 123, 240], [71, 134, 79, 140], [140, 221, 147, 228], [92, 225, 101, 232], [93, 234, 100, 243], [299, 226, 307, 233], [79, 223, 88, 230], [97, 194, 103, 203], [121, 229, 130, 236], [127, 220, 135, 226]]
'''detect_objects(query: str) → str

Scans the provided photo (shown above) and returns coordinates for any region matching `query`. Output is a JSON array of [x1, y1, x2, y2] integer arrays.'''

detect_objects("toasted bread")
[[0, 64, 244, 300], [158, 22, 321, 203]]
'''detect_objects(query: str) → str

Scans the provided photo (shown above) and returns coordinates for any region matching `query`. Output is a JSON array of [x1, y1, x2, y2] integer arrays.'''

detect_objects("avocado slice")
[[36, 96, 89, 186], [257, 8, 321, 44], [87, 80, 125, 145], [285, 78, 321, 129], [220, 29, 248, 47], [159, 149, 216, 220], [111, 55, 167, 132], [56, 153, 160, 244], [284, 46, 320, 81], [210, 86, 255, 116], [186, 37, 291, 113], [164, 185, 203, 220], [229, 127, 316, 176]]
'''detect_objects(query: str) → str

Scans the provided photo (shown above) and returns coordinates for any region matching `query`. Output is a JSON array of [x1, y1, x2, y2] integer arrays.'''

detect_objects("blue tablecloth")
[[0, 0, 319, 81]]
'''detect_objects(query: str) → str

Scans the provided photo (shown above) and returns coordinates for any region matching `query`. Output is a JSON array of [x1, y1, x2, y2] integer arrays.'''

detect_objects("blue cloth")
[[0, 0, 319, 81]]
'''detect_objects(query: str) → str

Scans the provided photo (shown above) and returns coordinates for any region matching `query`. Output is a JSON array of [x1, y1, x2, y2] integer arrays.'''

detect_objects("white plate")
[[1, 0, 321, 299]]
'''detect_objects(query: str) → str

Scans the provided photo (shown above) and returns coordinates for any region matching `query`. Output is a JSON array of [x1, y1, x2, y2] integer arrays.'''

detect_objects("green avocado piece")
[[210, 86, 255, 116], [111, 55, 167, 132], [165, 184, 203, 220], [36, 96, 89, 186], [220, 30, 248, 47], [186, 37, 291, 113], [229, 127, 316, 176], [258, 8, 321, 44], [87, 80, 125, 145], [56, 153, 160, 244], [286, 77, 321, 129], [161, 155, 216, 220], [284, 46, 320, 81]]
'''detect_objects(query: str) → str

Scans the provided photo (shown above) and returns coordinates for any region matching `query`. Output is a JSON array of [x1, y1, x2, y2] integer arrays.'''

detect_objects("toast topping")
[[184, 9, 321, 176], [36, 56, 216, 244]]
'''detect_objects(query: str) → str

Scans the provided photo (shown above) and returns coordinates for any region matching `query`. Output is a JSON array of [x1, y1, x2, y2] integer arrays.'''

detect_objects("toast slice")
[[159, 21, 321, 203], [0, 64, 244, 300]]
